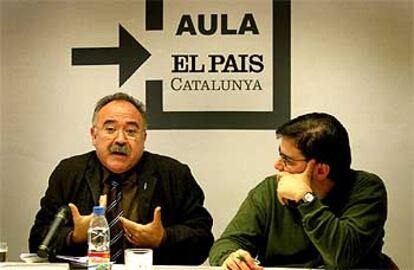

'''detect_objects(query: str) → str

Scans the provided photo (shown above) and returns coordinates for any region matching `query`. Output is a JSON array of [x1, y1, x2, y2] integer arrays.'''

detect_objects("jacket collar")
[[84, 151, 158, 217]]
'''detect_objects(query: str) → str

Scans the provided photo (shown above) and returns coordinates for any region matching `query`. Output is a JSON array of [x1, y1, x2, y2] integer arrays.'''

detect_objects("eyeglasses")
[[278, 150, 307, 167], [96, 125, 144, 140]]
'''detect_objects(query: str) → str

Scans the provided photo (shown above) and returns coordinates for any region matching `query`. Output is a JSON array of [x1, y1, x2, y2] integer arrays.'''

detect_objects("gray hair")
[[92, 92, 147, 128]]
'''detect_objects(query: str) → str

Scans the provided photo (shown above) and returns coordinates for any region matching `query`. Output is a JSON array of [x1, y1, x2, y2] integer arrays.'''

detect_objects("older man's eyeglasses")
[[96, 125, 144, 140]]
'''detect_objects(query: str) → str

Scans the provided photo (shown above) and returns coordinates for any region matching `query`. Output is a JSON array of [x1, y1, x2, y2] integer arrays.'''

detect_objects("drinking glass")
[[124, 248, 152, 270]]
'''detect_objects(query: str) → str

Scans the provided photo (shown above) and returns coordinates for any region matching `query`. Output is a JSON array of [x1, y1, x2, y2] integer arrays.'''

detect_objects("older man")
[[29, 92, 213, 264], [209, 112, 389, 269]]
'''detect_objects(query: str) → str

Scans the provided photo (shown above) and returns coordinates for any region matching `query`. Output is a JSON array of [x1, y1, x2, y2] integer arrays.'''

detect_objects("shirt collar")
[[101, 166, 138, 186]]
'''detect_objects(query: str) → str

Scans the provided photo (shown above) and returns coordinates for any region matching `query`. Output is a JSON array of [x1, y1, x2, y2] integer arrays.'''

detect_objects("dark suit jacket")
[[29, 151, 214, 265]]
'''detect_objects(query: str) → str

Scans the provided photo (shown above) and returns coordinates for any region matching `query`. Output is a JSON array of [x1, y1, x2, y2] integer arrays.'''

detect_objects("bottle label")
[[88, 251, 110, 270]]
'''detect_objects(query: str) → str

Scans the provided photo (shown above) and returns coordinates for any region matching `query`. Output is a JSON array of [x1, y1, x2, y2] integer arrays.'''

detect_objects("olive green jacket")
[[209, 170, 388, 269]]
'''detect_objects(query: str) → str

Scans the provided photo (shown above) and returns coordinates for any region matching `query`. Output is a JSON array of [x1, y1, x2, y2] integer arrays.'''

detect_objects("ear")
[[143, 130, 148, 143], [90, 126, 97, 147], [313, 163, 330, 181]]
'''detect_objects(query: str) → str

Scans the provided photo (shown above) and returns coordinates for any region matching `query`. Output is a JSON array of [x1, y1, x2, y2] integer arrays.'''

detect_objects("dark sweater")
[[209, 170, 388, 269]]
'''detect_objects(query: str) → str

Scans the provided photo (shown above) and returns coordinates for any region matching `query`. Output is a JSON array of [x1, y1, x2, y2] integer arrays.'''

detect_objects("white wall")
[[1, 0, 413, 268]]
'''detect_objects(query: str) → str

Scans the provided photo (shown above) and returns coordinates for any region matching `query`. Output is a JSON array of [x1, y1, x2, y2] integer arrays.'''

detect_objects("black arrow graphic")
[[72, 24, 151, 87]]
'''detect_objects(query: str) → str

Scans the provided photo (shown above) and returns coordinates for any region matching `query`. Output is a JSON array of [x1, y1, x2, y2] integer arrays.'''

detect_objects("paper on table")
[[19, 253, 87, 267], [56, 255, 115, 268], [19, 253, 48, 263], [55, 255, 88, 265]]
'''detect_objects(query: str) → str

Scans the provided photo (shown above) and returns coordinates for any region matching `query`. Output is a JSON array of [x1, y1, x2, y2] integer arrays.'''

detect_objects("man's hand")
[[68, 195, 107, 243], [222, 249, 263, 270], [120, 206, 165, 248], [277, 160, 316, 205], [68, 203, 93, 243]]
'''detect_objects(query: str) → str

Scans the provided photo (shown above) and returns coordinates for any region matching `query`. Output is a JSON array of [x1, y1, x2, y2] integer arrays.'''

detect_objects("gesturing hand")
[[222, 249, 263, 270], [276, 159, 316, 205], [68, 195, 107, 243], [120, 206, 165, 248]]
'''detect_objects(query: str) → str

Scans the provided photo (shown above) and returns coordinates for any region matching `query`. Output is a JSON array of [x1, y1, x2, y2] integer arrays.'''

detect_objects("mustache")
[[109, 143, 130, 155]]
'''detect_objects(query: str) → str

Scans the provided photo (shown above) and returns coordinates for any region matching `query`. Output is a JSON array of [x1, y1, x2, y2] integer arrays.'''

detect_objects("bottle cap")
[[93, 206, 105, 215]]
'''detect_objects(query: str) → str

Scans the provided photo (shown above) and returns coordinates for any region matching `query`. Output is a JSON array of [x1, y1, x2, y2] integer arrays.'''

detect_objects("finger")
[[124, 231, 136, 245], [276, 182, 286, 206], [238, 251, 257, 270], [236, 250, 257, 270], [275, 174, 281, 183], [99, 195, 107, 208], [152, 206, 162, 225], [119, 217, 132, 227], [226, 258, 242, 270], [245, 259, 257, 270], [276, 190, 285, 206], [119, 217, 141, 232], [277, 172, 289, 182], [239, 262, 250, 270], [253, 265, 264, 270], [68, 203, 80, 219], [235, 257, 251, 270], [222, 260, 236, 270], [276, 173, 290, 186], [223, 253, 239, 270], [234, 256, 251, 270]]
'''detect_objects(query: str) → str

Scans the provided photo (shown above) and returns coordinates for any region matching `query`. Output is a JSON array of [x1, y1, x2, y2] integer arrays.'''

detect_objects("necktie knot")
[[109, 176, 121, 188]]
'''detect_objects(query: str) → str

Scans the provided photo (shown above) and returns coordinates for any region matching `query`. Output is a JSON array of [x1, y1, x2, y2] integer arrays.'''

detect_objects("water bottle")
[[88, 206, 110, 270]]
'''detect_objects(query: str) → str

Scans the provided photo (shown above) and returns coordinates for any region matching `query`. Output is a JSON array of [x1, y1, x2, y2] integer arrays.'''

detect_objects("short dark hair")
[[92, 92, 147, 127], [276, 112, 351, 182]]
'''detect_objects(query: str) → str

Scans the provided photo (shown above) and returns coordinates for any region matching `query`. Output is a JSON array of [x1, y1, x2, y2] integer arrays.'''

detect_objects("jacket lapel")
[[136, 152, 158, 223], [138, 174, 158, 222], [85, 157, 102, 206]]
